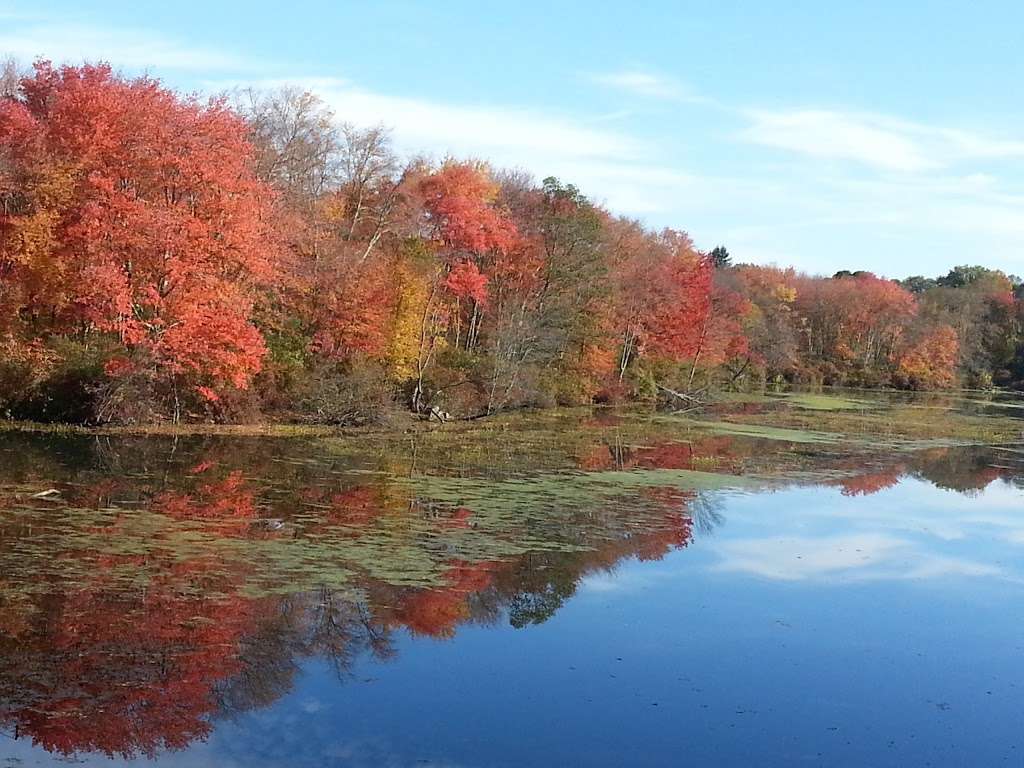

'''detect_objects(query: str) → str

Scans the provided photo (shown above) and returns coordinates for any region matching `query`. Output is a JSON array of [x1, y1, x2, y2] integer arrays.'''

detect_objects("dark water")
[[0, 418, 1022, 767]]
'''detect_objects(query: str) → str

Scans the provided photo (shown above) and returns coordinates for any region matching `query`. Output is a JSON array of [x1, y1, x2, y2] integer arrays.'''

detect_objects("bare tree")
[[338, 124, 394, 235], [0, 56, 20, 99], [336, 123, 406, 261], [235, 86, 341, 204]]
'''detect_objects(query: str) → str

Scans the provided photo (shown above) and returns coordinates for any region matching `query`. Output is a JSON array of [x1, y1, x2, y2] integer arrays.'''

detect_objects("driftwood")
[[655, 383, 709, 413], [654, 357, 753, 413], [420, 405, 451, 423]]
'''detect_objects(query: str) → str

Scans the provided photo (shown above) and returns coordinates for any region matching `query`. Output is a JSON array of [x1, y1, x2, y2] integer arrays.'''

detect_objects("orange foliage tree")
[[406, 162, 520, 411], [0, 62, 277, 414], [896, 324, 959, 389]]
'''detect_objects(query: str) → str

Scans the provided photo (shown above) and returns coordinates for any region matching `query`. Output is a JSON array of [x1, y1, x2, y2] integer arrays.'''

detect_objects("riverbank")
[[3, 388, 1022, 447]]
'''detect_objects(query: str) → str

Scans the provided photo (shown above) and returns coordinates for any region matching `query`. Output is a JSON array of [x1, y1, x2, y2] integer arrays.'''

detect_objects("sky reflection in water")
[[0, 430, 1022, 767]]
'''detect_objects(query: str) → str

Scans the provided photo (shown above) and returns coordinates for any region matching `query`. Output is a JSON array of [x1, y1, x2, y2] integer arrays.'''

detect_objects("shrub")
[[0, 339, 56, 419], [296, 360, 394, 426], [0, 337, 114, 423]]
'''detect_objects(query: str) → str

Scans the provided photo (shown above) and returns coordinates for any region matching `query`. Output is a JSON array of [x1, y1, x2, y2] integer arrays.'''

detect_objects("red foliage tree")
[[610, 227, 716, 381], [444, 259, 490, 305], [0, 62, 277, 398], [419, 163, 519, 256], [310, 257, 395, 359], [406, 163, 520, 410], [795, 272, 917, 378]]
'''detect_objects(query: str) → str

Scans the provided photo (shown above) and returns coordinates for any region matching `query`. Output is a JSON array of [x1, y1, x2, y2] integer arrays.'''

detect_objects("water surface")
[[1, 404, 1022, 767]]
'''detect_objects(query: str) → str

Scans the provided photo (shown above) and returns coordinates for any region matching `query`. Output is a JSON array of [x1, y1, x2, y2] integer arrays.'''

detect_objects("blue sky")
[[3, 0, 1024, 278]]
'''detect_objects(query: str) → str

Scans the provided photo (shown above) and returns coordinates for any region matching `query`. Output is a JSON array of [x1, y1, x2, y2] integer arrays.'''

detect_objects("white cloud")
[[0, 18, 251, 72], [590, 69, 696, 101], [739, 108, 1024, 172], [740, 109, 937, 171], [311, 80, 641, 161], [218, 76, 696, 217], [707, 480, 1024, 584], [816, 173, 1024, 241], [711, 532, 1004, 583]]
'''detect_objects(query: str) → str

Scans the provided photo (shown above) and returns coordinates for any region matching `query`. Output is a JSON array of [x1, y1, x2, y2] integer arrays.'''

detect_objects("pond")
[[0, 396, 1022, 767]]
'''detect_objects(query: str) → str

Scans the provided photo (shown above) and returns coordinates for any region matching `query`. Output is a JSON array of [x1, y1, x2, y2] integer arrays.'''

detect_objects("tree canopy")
[[2, 62, 1023, 425]]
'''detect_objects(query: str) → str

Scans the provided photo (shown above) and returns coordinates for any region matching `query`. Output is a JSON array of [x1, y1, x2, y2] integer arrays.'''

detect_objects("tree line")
[[1, 62, 1022, 424]]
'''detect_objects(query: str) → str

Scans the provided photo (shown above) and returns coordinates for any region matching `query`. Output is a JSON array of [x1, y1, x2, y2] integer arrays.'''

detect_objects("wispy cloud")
[[739, 108, 1024, 172], [708, 479, 1024, 583], [309, 79, 642, 161], [217, 76, 691, 216], [223, 75, 644, 160], [590, 69, 697, 101], [10, 3, 1024, 275], [0, 17, 252, 72], [711, 532, 1004, 582], [740, 110, 936, 171]]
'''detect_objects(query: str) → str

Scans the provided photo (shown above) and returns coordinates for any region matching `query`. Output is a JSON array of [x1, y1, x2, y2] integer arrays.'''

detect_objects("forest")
[[2, 61, 1023, 425]]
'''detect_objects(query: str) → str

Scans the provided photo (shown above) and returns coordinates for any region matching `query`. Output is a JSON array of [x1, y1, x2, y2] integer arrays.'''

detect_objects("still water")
[[0, 414, 1022, 767]]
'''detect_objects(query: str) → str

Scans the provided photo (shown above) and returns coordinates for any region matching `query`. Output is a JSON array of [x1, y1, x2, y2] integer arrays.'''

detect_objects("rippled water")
[[0, 409, 1022, 767]]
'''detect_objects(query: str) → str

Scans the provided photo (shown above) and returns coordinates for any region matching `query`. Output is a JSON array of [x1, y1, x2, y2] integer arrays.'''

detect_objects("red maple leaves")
[[1, 62, 277, 399]]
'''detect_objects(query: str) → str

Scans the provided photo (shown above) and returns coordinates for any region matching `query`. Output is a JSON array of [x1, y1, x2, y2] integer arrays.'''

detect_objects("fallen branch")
[[655, 383, 709, 413], [418, 405, 451, 423]]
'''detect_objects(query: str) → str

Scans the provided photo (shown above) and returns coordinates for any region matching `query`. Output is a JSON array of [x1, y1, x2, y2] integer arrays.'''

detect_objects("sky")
[[3, 0, 1024, 278]]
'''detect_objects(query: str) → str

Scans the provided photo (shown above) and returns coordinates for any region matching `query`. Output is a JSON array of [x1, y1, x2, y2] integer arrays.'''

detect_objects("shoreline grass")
[[1, 388, 1022, 445]]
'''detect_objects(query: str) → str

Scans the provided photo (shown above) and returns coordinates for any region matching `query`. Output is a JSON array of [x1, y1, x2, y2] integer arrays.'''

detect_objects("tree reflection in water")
[[0, 431, 1020, 759]]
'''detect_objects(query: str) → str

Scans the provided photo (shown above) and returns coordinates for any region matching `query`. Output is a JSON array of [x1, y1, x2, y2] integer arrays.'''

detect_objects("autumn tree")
[[895, 324, 959, 389], [729, 265, 801, 382], [917, 265, 1018, 387], [500, 176, 614, 405], [234, 88, 414, 420], [467, 174, 613, 411], [793, 272, 916, 385], [0, 62, 278, 420], [608, 225, 714, 391], [404, 161, 519, 412]]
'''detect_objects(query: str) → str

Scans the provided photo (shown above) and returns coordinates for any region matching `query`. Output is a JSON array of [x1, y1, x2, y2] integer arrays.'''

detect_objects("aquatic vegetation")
[[769, 392, 876, 411], [684, 420, 842, 444], [1, 393, 1023, 763]]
